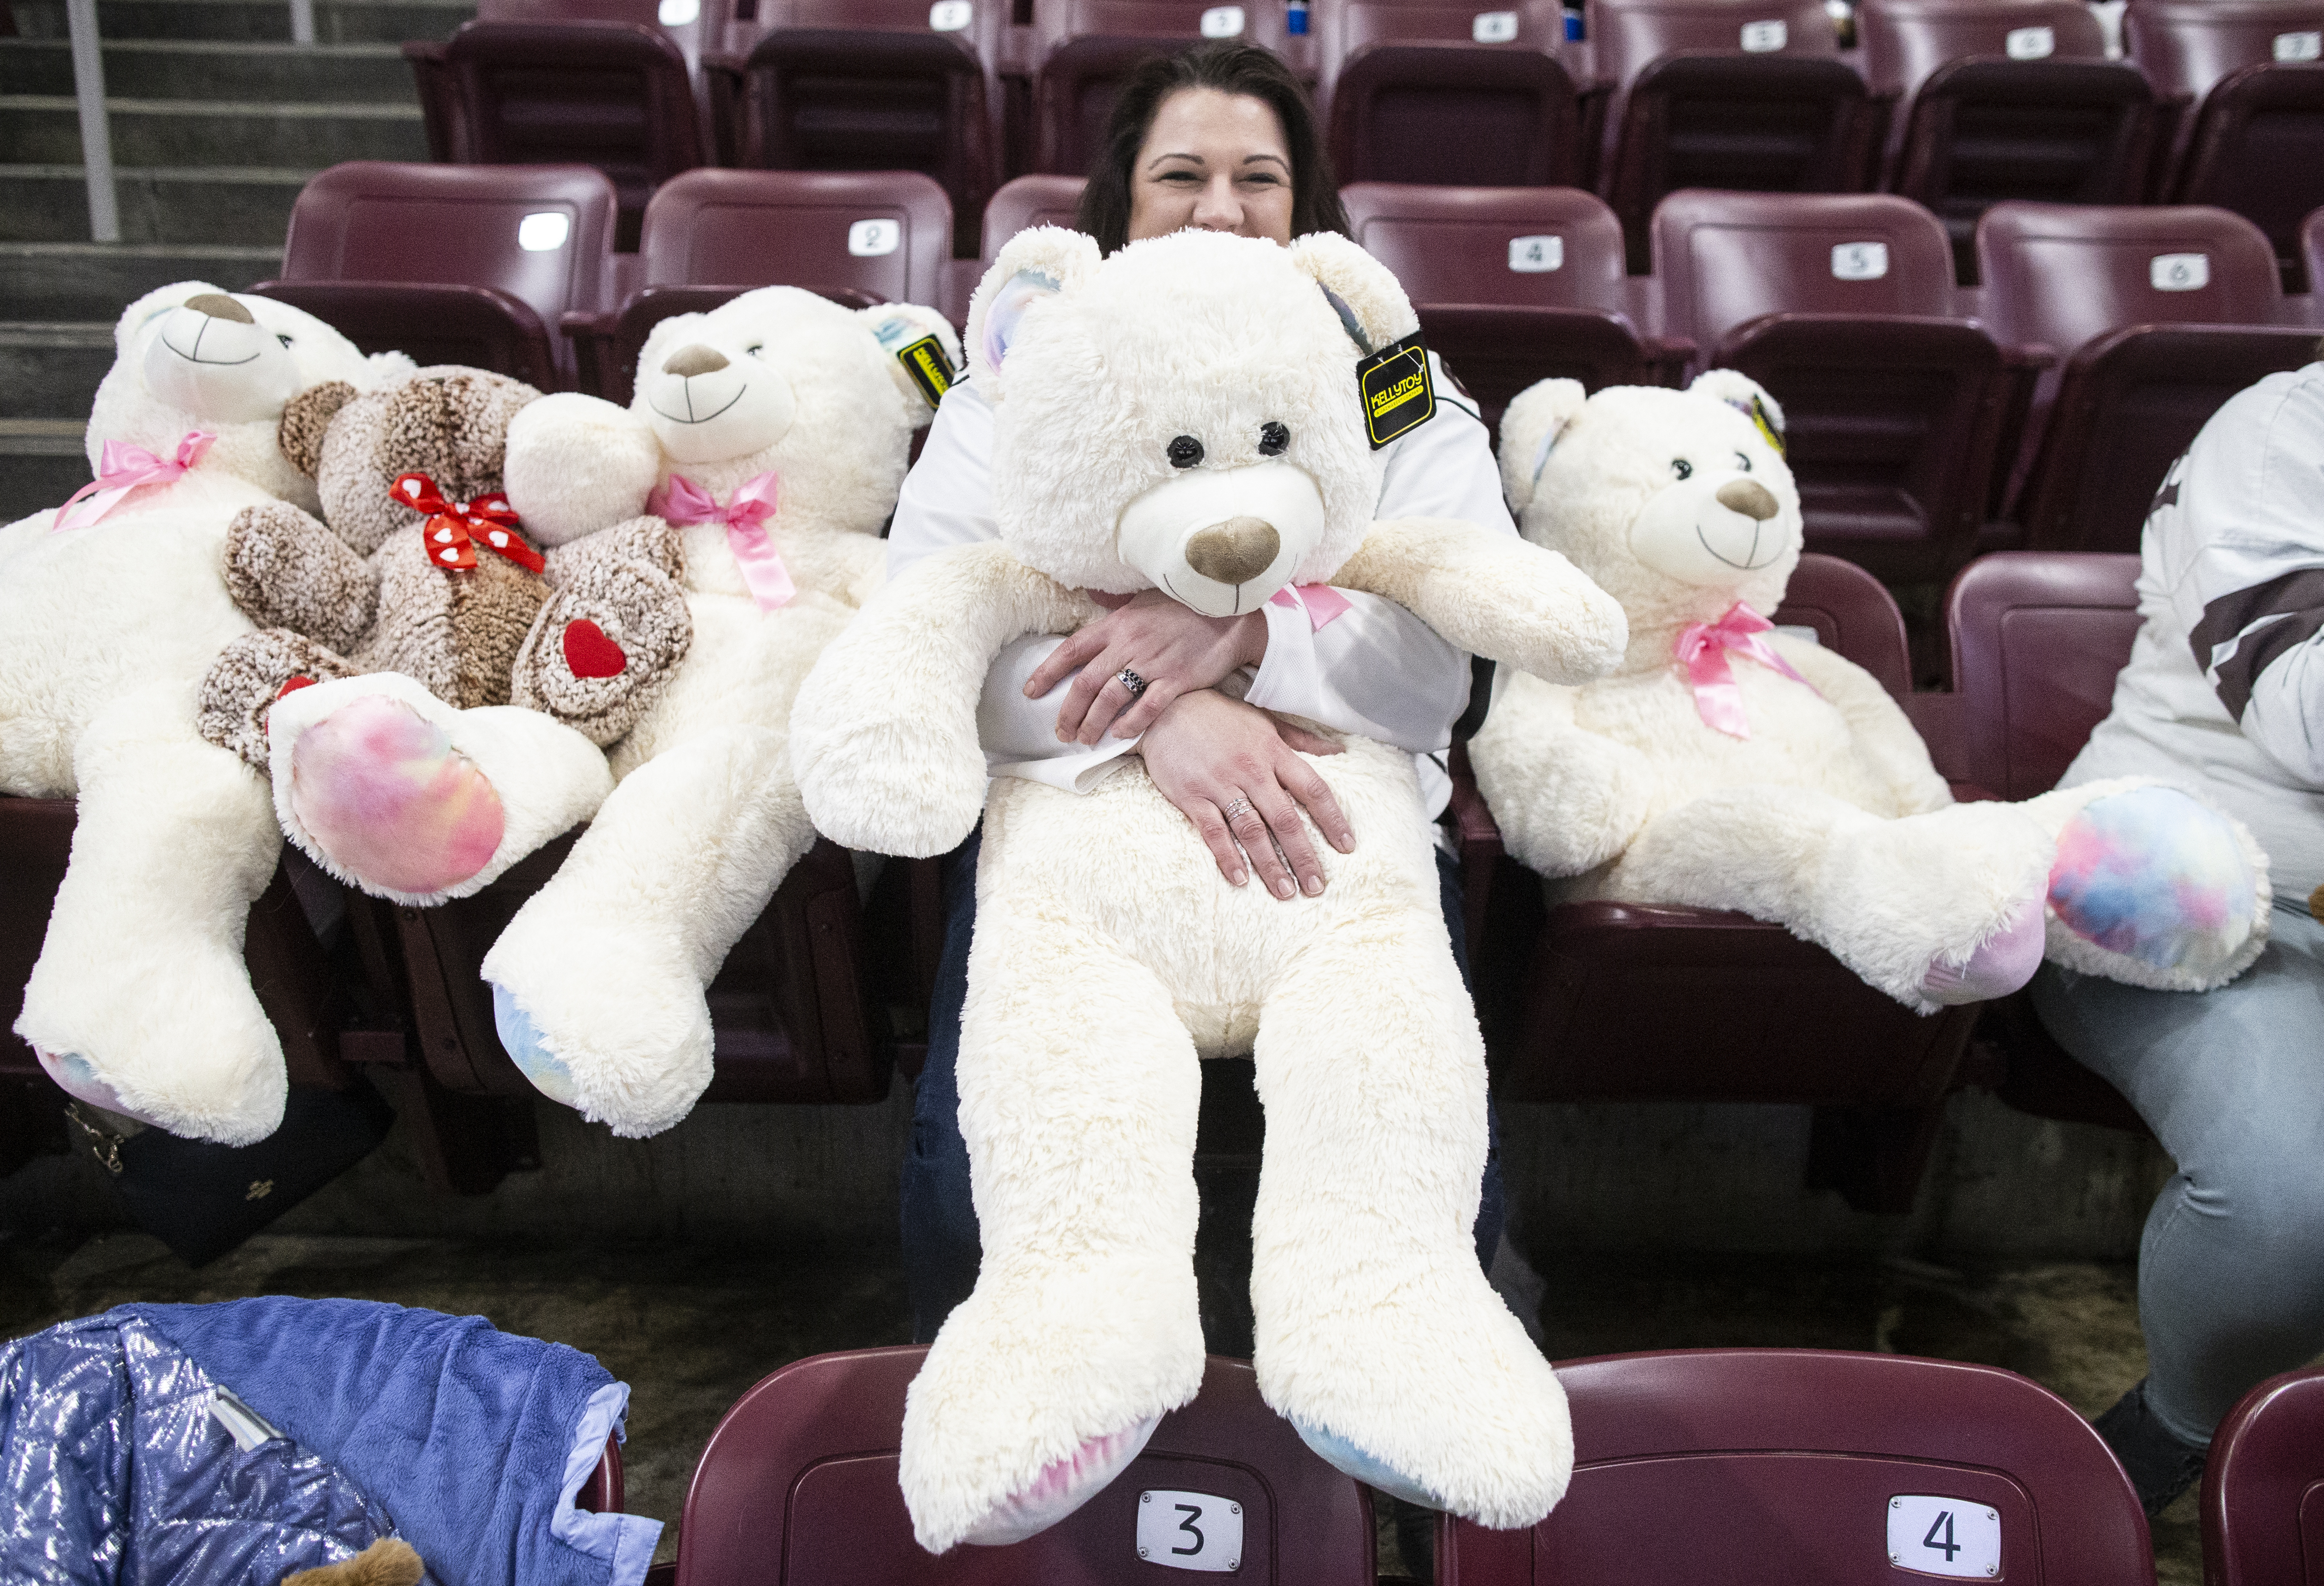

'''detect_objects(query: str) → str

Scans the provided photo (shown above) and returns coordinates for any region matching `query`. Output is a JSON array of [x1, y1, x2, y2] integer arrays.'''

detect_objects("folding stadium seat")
[[984, 171, 1087, 253], [2203, 1365, 2324, 1586], [1649, 189, 2028, 584], [2170, 62, 2324, 289], [1437, 1349, 2155, 1585], [1585, 0, 1874, 268], [702, 0, 1008, 258], [664, 1347, 1375, 1584], [566, 167, 953, 398], [1315, 0, 1584, 188], [1338, 182, 1691, 435], [1464, 555, 1986, 1214], [2308, 206, 2324, 299], [2125, 0, 2324, 187], [1861, 0, 2163, 280], [1028, 0, 1298, 175], [1975, 202, 2319, 554]]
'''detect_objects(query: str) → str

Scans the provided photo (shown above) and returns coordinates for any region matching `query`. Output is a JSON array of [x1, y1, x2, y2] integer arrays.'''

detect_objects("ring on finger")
[[1223, 795, 1252, 822], [1117, 666, 1149, 699]]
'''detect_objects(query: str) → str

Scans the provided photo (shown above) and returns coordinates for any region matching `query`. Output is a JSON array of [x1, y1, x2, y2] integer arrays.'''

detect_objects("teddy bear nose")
[[664, 344, 730, 379], [1184, 516, 1281, 586], [1716, 478, 1779, 522], [184, 292, 255, 325]]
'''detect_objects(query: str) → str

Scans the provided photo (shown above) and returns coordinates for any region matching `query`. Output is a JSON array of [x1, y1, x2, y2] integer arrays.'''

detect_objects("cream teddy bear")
[[2, 283, 408, 1143], [791, 229, 1628, 1552], [1469, 375, 2269, 1011]]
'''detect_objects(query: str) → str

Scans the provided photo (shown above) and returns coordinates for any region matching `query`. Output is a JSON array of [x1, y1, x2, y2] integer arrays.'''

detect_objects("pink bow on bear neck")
[[1675, 601, 1819, 739], [649, 471, 794, 612], [52, 431, 214, 531]]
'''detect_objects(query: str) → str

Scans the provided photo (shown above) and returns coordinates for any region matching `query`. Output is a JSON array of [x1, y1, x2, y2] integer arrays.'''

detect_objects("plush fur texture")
[[1472, 375, 2268, 1010], [4, 288, 401, 1144], [476, 288, 954, 1137], [282, 1537, 424, 1586], [793, 231, 1622, 1552]]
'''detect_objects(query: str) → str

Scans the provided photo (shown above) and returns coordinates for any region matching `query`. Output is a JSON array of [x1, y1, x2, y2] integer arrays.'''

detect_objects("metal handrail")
[[65, 0, 118, 242]]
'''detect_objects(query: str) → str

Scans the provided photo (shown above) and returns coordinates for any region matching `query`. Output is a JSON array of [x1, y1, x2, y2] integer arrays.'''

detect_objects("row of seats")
[[251, 160, 2324, 580], [400, 0, 2324, 280]]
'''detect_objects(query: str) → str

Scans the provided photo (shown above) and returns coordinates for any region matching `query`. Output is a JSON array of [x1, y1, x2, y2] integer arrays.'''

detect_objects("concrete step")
[[7, 0, 473, 46], [0, 324, 116, 422], [0, 420, 91, 529], [1, 165, 308, 246], [0, 95, 427, 167], [0, 39, 418, 102], [0, 242, 282, 321]]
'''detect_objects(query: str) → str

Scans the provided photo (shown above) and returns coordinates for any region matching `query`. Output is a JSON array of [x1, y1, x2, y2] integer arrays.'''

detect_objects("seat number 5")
[[1136, 1489, 1243, 1573], [1887, 1494, 2001, 1578]]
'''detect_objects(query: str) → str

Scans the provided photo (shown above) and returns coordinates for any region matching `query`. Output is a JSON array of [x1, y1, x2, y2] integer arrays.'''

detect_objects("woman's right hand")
[[1138, 690, 1356, 899]]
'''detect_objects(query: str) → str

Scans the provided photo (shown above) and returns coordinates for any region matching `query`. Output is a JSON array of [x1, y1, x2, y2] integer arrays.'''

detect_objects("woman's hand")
[[1138, 690, 1356, 899], [1026, 589, 1269, 745]]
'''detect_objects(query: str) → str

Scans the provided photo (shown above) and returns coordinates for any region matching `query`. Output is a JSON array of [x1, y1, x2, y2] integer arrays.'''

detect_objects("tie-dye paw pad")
[[2049, 785, 2257, 978]]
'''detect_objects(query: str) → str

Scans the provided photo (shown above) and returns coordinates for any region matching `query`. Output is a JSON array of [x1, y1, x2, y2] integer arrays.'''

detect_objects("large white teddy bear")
[[1, 283, 407, 1143], [1470, 375, 2270, 1010], [791, 229, 1628, 1551]]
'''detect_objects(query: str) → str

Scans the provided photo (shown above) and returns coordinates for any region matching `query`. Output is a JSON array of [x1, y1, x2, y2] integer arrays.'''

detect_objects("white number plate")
[[1508, 234, 1564, 271], [2151, 252, 2209, 291], [1740, 18, 1787, 50], [929, 0, 972, 29], [1473, 10, 1518, 41], [2004, 24, 2054, 57], [2277, 29, 2321, 59], [1136, 1489, 1243, 1573], [847, 218, 902, 256], [1888, 1494, 2001, 1579], [1200, 5, 1246, 36], [1831, 240, 1889, 280]]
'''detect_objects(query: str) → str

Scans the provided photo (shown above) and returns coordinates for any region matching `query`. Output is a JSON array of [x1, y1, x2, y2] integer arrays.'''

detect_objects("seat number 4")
[[1887, 1494, 2001, 1578], [1136, 1489, 1243, 1573]]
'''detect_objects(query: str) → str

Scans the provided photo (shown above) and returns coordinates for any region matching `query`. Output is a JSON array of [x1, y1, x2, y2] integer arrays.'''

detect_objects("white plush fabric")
[[794, 231, 1623, 1552]]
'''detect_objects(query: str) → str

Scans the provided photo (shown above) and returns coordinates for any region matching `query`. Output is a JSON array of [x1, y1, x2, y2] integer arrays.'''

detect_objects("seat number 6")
[[1136, 1489, 1243, 1573]]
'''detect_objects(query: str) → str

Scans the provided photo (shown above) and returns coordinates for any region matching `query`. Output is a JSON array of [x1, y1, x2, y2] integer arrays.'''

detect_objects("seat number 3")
[[1136, 1489, 1243, 1573], [1887, 1494, 2001, 1578]]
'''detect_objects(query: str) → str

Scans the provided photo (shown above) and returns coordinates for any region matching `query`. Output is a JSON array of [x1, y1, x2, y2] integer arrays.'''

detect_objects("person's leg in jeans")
[[2031, 903, 2324, 1512]]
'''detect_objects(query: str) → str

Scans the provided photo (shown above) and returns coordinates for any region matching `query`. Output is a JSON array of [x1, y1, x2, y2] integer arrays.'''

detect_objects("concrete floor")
[[0, 1229, 2200, 1583]]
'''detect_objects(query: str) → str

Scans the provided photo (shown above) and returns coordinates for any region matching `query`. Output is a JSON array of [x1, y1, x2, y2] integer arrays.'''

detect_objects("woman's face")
[[1126, 87, 1296, 245]]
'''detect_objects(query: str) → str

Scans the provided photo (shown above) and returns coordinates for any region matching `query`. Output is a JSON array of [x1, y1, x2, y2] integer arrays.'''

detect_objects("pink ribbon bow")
[[649, 471, 794, 612], [1267, 582, 1353, 631], [1675, 601, 1819, 739], [53, 431, 214, 531]]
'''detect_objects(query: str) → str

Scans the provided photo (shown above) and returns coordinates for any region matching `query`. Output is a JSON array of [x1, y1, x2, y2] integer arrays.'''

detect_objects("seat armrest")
[[1638, 333, 1696, 385], [1998, 340, 2058, 371], [701, 53, 747, 165], [561, 308, 618, 399], [1447, 744, 1502, 971]]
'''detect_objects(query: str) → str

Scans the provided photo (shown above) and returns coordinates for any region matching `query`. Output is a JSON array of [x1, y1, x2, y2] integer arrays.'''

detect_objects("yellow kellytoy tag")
[[897, 334, 954, 408], [1357, 334, 1434, 448], [1749, 393, 1785, 457]]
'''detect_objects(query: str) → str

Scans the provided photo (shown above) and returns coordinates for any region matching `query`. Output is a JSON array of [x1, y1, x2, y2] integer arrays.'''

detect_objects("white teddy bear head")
[[1500, 371, 1802, 652], [87, 281, 409, 513], [964, 226, 1416, 617]]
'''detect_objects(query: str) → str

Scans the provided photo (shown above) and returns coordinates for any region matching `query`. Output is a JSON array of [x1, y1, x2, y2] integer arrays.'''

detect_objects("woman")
[[890, 41, 1521, 1352]]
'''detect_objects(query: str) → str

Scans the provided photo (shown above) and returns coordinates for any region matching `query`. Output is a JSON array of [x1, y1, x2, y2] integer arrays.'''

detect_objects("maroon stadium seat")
[[2126, 0, 2324, 187], [1975, 202, 2315, 553], [1650, 189, 2026, 583], [1467, 556, 1984, 1214], [1864, 0, 2160, 281], [569, 167, 951, 397], [667, 1348, 1374, 1585], [1438, 1349, 2154, 1585], [1316, 0, 1583, 188], [1028, 0, 1297, 174], [2202, 1365, 2324, 1586], [950, 173, 1088, 324], [2171, 62, 2324, 290], [255, 161, 622, 390], [1339, 182, 1691, 431]]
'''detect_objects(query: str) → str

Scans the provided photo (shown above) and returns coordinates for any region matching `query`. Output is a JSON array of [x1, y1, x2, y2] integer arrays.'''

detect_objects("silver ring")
[[1223, 796, 1252, 822], [1117, 666, 1148, 699]]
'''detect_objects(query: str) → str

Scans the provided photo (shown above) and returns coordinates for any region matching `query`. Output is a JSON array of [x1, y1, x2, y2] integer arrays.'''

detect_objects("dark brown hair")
[[1074, 41, 1349, 255]]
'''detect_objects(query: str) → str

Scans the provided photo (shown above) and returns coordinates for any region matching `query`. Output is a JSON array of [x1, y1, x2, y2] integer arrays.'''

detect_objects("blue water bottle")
[[1286, 0, 1309, 35]]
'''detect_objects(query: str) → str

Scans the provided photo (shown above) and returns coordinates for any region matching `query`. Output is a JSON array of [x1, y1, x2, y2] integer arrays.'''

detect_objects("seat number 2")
[[1136, 1489, 1243, 1573], [1887, 1494, 2001, 1579]]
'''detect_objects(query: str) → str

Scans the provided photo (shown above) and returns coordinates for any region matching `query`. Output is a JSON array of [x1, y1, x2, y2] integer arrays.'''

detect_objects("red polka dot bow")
[[390, 472, 545, 574]]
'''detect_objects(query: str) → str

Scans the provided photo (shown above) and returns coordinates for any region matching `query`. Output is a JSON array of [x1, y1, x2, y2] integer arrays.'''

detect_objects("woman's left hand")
[[1026, 588, 1269, 745]]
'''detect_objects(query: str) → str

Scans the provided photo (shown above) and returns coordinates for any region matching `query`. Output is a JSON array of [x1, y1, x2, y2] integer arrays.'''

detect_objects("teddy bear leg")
[[1611, 787, 2054, 1011], [15, 684, 288, 1145], [480, 726, 815, 1136], [1247, 911, 1572, 1530], [266, 672, 613, 905], [899, 917, 1206, 1555]]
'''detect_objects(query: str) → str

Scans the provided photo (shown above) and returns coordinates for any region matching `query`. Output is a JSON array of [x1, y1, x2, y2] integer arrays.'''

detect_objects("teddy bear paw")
[[958, 1417, 1162, 1547], [286, 692, 506, 897], [2047, 783, 2263, 982], [488, 985, 583, 1109], [513, 519, 691, 747], [36, 1048, 157, 1127], [1917, 892, 2046, 1006]]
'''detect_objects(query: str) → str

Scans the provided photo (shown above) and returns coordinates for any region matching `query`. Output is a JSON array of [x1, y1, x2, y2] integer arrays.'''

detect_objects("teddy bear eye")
[[744, 344, 765, 360], [276, 334, 293, 348], [1672, 459, 1693, 480], [1259, 421, 1289, 456], [1735, 451, 1752, 472], [1168, 435, 1204, 469]]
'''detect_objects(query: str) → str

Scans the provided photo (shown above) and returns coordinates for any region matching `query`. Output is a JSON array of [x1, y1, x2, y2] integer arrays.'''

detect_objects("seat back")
[[671, 1348, 1373, 1585], [1861, 0, 2111, 102], [1977, 201, 2283, 357], [1652, 188, 1958, 347], [1319, 1, 1581, 186], [1586, 0, 1841, 98], [1030, 0, 1294, 173], [1943, 551, 2142, 800], [2125, 0, 2324, 103], [2173, 62, 2324, 288], [1443, 1350, 2154, 1586], [1342, 182, 1628, 308], [2203, 1366, 2324, 1586], [638, 167, 952, 303], [981, 172, 1089, 258], [1777, 550, 1914, 696]]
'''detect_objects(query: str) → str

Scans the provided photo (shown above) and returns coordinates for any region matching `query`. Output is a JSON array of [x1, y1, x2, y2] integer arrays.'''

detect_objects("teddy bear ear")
[[1284, 232, 1418, 355], [965, 226, 1099, 393], [858, 302, 965, 426], [1688, 368, 1787, 455], [278, 380, 359, 479], [1498, 378, 1589, 513], [114, 281, 218, 355]]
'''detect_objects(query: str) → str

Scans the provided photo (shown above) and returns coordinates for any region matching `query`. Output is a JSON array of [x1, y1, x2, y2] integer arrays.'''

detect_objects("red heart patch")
[[563, 618, 627, 679]]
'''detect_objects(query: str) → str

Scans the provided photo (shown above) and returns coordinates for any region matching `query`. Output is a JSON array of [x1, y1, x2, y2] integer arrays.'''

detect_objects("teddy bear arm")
[[1467, 670, 1657, 876], [501, 392, 664, 547], [1775, 637, 1952, 814], [197, 629, 359, 770], [516, 516, 692, 747], [781, 524, 888, 608], [1333, 517, 1628, 686], [221, 501, 379, 652]]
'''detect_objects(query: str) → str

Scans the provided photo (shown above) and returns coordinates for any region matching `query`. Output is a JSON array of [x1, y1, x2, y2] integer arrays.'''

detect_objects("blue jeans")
[[902, 827, 1508, 1345], [2031, 902, 2324, 1445]]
